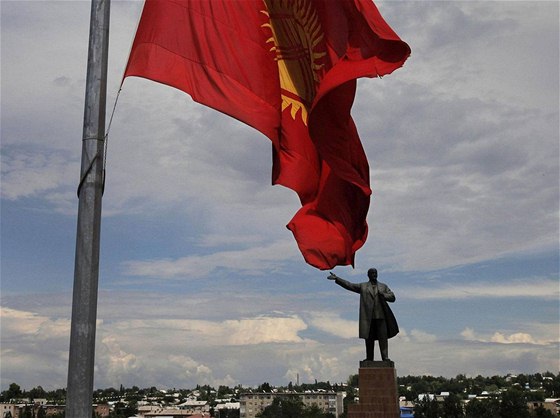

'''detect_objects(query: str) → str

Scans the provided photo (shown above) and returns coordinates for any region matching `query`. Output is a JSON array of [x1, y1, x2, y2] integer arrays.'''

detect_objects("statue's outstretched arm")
[[328, 273, 360, 293]]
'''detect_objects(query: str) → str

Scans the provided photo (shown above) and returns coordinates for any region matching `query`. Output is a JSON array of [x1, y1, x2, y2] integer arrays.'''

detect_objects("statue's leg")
[[365, 320, 377, 361], [365, 338, 374, 361], [376, 320, 389, 360]]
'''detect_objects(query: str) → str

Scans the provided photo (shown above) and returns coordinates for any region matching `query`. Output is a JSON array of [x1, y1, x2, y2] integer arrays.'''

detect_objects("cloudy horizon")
[[1, 0, 558, 391]]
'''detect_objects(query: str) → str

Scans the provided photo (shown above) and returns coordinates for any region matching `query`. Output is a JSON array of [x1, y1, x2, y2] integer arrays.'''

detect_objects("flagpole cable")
[[101, 86, 122, 193], [100, 0, 144, 193]]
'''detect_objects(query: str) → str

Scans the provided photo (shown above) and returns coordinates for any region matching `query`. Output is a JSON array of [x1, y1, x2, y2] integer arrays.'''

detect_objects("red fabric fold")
[[124, 0, 410, 270]]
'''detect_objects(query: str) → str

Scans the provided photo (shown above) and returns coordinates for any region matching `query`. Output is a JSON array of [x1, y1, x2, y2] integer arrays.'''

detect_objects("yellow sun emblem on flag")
[[262, 0, 326, 125]]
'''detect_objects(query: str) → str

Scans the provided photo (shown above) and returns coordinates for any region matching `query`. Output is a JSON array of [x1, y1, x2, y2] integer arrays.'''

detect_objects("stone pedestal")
[[347, 361, 399, 418]]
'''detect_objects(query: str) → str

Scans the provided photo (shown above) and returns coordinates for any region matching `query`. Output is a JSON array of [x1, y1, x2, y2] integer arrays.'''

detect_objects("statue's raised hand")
[[327, 272, 338, 280]]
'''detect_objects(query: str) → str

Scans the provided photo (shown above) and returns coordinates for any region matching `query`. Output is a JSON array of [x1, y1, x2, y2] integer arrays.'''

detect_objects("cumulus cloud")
[[307, 312, 357, 339], [0, 307, 71, 389], [223, 316, 307, 345], [284, 353, 342, 384], [0, 306, 70, 338], [115, 316, 306, 347], [461, 327, 556, 346], [3, 291, 560, 390], [97, 335, 140, 384]]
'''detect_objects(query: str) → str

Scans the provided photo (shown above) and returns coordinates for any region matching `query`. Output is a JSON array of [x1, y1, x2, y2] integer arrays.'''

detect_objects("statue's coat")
[[335, 277, 399, 340]]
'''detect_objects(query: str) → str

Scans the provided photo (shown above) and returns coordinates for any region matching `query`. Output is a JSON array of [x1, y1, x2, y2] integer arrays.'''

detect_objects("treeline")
[[411, 389, 555, 418], [395, 372, 560, 400], [2, 371, 559, 407], [256, 397, 334, 418], [0, 383, 66, 404]]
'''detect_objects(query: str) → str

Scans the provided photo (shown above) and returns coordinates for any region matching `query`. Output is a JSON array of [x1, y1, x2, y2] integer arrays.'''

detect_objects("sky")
[[1, 0, 559, 392]]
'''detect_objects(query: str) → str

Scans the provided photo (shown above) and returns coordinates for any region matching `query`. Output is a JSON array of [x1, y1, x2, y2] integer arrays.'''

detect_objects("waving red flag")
[[124, 0, 410, 270]]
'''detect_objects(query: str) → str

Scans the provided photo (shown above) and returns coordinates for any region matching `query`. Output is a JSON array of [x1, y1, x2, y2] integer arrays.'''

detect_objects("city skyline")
[[1, 1, 558, 391]]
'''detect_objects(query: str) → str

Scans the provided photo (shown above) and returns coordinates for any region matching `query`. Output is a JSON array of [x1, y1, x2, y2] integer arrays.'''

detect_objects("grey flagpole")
[[66, 0, 110, 416]]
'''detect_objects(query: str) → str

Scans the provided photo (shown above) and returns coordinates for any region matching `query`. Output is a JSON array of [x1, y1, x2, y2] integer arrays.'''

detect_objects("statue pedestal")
[[347, 361, 399, 418]]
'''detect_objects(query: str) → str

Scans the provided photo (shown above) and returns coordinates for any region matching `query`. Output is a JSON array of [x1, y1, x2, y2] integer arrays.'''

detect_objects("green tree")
[[108, 400, 137, 418], [217, 407, 240, 418], [303, 404, 335, 418], [217, 385, 232, 399], [413, 396, 440, 418], [1, 383, 23, 401], [257, 397, 334, 418], [20, 405, 34, 418], [442, 393, 464, 417], [46, 388, 66, 404], [465, 398, 500, 418], [500, 387, 530, 418], [258, 382, 272, 393], [531, 405, 555, 418], [411, 380, 431, 397], [532, 404, 554, 417], [347, 374, 359, 389], [342, 384, 357, 418], [257, 396, 305, 418], [29, 386, 47, 400]]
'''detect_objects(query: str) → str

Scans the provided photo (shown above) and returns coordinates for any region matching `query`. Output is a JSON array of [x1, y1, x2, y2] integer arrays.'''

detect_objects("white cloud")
[[223, 316, 307, 345], [307, 312, 357, 339], [122, 239, 299, 279], [0, 307, 71, 390], [401, 279, 559, 301], [284, 352, 342, 385], [0, 306, 70, 338], [0, 150, 79, 206], [490, 333, 538, 345], [3, 292, 559, 391], [461, 327, 557, 346], [97, 335, 140, 383], [112, 316, 306, 347], [409, 329, 437, 343], [350, 0, 559, 272]]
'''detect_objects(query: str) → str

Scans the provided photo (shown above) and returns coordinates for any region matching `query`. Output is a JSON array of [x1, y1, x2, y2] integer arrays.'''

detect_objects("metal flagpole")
[[66, 0, 110, 416]]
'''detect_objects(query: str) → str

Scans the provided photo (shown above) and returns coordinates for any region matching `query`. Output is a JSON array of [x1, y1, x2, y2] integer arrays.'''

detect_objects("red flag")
[[124, 0, 410, 270]]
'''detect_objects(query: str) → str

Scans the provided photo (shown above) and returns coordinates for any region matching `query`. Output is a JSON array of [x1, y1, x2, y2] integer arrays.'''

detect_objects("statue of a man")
[[328, 268, 398, 362]]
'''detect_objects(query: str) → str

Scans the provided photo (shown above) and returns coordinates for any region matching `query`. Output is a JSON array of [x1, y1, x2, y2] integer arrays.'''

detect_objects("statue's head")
[[367, 268, 378, 282]]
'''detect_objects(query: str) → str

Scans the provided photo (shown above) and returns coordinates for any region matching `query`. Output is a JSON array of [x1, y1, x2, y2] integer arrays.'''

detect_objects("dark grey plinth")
[[359, 360, 395, 368]]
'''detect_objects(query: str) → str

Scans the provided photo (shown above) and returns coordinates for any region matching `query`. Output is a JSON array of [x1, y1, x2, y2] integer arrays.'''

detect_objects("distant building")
[[1, 403, 19, 418], [137, 401, 210, 418], [215, 401, 240, 415], [141, 409, 208, 418], [177, 399, 210, 415], [44, 404, 66, 416], [239, 391, 343, 418], [528, 399, 560, 416]]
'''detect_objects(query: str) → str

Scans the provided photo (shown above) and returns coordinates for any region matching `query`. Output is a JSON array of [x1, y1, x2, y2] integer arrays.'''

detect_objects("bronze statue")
[[328, 268, 398, 362]]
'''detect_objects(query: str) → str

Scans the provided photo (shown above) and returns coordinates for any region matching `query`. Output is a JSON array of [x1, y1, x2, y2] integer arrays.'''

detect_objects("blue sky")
[[1, 1, 558, 391]]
